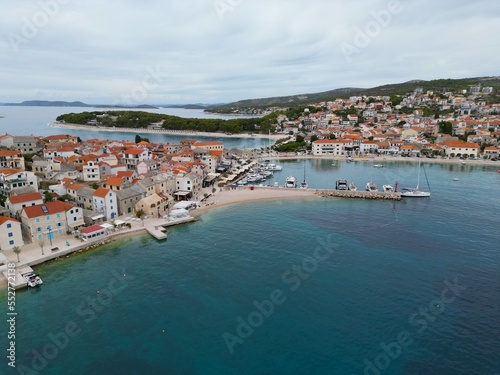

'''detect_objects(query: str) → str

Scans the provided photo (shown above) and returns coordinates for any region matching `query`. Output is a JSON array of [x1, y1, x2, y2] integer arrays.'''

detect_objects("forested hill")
[[208, 76, 500, 111], [56, 110, 276, 134]]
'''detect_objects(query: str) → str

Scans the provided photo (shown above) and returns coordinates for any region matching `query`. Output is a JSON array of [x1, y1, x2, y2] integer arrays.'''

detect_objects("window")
[[57, 222, 62, 227], [57, 213, 61, 218], [46, 216, 50, 221], [9, 240, 14, 245], [7, 223, 11, 228], [73, 217, 77, 221], [70, 210, 73, 214], [38, 234, 42, 240], [8, 232, 13, 237], [36, 227, 42, 232]]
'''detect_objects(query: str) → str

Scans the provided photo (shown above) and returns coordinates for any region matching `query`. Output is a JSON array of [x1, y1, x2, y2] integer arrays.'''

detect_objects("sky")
[[1, 0, 499, 105]]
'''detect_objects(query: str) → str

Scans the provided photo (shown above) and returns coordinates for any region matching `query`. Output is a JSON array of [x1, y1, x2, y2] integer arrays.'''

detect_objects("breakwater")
[[315, 189, 402, 200]]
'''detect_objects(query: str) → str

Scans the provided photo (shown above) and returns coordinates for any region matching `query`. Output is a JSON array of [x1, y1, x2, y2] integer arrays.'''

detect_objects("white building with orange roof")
[[42, 134, 79, 144], [0, 150, 25, 170], [439, 140, 480, 158], [122, 147, 152, 170], [191, 141, 224, 158], [0, 168, 38, 197], [0, 217, 23, 250], [484, 146, 500, 159], [66, 182, 87, 199], [102, 176, 128, 191], [93, 187, 118, 221], [82, 160, 100, 182], [360, 140, 379, 154], [401, 144, 421, 156], [5, 192, 44, 217]]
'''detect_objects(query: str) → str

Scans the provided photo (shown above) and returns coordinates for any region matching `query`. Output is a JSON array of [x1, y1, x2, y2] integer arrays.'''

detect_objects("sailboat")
[[400, 159, 431, 197], [299, 162, 308, 189]]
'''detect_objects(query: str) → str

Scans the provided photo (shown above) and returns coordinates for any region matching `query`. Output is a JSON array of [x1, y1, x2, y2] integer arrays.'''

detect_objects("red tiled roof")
[[104, 177, 123, 186], [0, 216, 19, 225], [80, 225, 105, 234], [7, 192, 43, 204], [93, 187, 110, 198], [22, 201, 74, 219]]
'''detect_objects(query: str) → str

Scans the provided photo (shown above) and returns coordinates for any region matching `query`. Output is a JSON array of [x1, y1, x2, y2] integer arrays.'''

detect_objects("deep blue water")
[[0, 106, 269, 149], [1, 161, 500, 374]]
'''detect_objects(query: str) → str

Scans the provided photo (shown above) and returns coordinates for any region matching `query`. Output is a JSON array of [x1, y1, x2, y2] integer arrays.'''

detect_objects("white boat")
[[267, 163, 283, 171], [382, 185, 394, 192], [401, 160, 431, 197], [285, 176, 297, 188], [23, 272, 43, 287], [336, 179, 348, 190], [373, 164, 385, 168], [366, 181, 378, 192], [348, 182, 357, 191]]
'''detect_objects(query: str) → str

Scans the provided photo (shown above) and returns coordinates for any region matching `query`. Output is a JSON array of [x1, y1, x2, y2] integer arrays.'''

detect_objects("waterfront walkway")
[[0, 215, 196, 288]]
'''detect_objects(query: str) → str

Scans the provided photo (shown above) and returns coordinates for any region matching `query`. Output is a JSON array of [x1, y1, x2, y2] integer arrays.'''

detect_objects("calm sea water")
[[0, 106, 269, 149], [2, 160, 500, 375]]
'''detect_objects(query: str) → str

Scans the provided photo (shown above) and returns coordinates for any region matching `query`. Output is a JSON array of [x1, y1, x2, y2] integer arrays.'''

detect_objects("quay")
[[0, 215, 198, 290], [2, 265, 35, 289], [315, 189, 402, 200]]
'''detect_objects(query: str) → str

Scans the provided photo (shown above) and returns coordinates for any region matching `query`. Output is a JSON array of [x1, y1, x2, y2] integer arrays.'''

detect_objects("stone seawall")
[[315, 189, 401, 200]]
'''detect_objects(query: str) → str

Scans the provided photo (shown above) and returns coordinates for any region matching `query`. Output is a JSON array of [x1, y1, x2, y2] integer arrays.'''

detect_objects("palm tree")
[[12, 246, 21, 263], [39, 238, 45, 255]]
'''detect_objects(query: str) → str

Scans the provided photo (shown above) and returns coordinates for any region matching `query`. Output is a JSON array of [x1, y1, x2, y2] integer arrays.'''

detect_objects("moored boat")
[[336, 178, 348, 190], [366, 181, 378, 192], [285, 176, 297, 188]]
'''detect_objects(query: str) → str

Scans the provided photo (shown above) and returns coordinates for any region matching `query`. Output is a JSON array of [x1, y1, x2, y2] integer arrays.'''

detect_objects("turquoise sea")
[[2, 160, 500, 374], [0, 106, 270, 149]]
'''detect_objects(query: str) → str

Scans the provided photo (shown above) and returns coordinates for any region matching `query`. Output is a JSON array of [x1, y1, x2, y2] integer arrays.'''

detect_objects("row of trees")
[[56, 111, 278, 134]]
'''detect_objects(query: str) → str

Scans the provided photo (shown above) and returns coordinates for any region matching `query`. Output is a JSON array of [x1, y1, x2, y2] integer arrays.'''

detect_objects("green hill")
[[208, 76, 500, 111]]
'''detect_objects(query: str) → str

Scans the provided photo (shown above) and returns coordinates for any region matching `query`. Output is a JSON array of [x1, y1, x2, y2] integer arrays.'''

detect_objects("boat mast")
[[416, 159, 421, 189]]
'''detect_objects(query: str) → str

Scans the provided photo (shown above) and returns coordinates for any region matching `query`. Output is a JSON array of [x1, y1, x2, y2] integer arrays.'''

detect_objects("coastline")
[[0, 187, 317, 289], [271, 154, 500, 167], [49, 122, 283, 140]]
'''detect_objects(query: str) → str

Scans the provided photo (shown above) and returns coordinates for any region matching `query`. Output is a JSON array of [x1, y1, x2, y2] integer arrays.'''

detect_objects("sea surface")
[[0, 106, 270, 149], [2, 159, 500, 375]]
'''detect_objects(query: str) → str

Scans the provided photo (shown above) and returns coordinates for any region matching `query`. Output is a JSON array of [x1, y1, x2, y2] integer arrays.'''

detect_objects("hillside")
[[208, 76, 500, 111]]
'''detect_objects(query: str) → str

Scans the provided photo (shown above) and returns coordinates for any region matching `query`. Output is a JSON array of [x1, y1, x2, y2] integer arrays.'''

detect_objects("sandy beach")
[[193, 186, 317, 216], [49, 122, 283, 140], [0, 187, 317, 289]]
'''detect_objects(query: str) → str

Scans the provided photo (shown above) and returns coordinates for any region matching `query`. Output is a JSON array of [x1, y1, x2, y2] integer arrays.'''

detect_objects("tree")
[[39, 238, 45, 255], [438, 121, 453, 135], [136, 209, 145, 219], [135, 134, 142, 144], [310, 135, 318, 142], [12, 246, 21, 262], [43, 191, 54, 203]]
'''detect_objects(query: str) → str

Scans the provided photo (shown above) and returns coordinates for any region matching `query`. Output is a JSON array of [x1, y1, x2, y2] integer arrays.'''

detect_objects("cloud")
[[0, 0, 499, 104]]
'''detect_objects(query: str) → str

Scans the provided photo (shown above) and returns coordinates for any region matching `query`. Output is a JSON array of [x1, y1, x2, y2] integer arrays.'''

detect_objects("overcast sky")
[[1, 0, 499, 105]]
